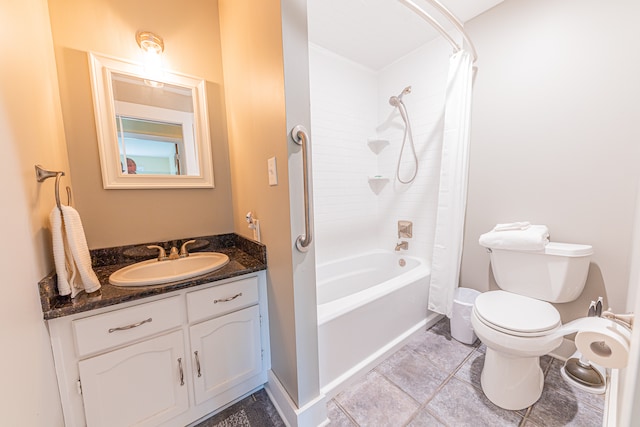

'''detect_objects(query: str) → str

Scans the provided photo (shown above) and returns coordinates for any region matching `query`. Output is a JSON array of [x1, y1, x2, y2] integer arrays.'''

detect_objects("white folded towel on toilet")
[[50, 205, 101, 297], [493, 221, 531, 232], [479, 224, 550, 251]]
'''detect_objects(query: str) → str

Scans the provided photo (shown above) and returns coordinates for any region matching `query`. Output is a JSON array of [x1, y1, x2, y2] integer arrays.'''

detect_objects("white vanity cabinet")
[[47, 271, 270, 427], [187, 277, 263, 405], [78, 330, 189, 427], [190, 305, 263, 404]]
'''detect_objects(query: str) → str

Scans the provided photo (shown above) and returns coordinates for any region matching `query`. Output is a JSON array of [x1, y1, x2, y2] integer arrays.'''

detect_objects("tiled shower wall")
[[309, 39, 453, 265]]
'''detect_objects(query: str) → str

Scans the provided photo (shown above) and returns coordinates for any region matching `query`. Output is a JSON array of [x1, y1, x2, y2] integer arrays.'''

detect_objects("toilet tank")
[[488, 242, 593, 303]]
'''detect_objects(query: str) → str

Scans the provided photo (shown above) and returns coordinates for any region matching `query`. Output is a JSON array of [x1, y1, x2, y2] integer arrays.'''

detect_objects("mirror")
[[89, 53, 214, 189]]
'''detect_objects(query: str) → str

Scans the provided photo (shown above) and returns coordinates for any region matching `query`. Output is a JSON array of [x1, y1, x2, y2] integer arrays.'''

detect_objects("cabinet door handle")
[[178, 358, 184, 386], [214, 292, 242, 304], [194, 351, 202, 377], [107, 317, 152, 333]]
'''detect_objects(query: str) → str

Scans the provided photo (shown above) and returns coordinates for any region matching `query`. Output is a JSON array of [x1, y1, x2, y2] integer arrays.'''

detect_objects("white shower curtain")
[[428, 49, 474, 317]]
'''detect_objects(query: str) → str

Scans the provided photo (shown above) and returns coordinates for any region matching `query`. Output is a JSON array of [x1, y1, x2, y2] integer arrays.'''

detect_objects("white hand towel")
[[50, 208, 75, 297], [50, 206, 101, 297], [493, 221, 531, 232], [479, 224, 549, 251]]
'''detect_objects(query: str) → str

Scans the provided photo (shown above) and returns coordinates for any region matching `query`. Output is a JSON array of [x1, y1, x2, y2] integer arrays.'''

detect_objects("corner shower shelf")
[[368, 176, 389, 194], [367, 138, 389, 155]]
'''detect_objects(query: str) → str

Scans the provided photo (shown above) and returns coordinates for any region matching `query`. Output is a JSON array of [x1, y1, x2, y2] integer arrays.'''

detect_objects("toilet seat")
[[474, 290, 561, 337]]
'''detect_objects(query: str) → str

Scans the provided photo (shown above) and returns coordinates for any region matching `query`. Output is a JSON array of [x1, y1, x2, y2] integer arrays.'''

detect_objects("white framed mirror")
[[88, 52, 214, 189]]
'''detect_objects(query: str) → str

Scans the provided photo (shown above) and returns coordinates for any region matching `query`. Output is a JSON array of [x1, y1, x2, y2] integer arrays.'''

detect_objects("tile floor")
[[327, 318, 606, 426], [196, 318, 606, 427]]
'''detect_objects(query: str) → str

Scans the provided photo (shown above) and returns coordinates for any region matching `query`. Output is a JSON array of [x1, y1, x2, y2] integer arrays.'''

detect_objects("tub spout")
[[395, 241, 409, 251]]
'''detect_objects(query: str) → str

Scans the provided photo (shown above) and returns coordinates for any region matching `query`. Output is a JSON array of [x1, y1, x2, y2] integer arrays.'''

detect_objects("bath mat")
[[213, 409, 251, 427]]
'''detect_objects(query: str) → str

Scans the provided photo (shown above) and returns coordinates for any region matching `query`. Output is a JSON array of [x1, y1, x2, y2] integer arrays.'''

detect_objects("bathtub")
[[316, 250, 441, 398]]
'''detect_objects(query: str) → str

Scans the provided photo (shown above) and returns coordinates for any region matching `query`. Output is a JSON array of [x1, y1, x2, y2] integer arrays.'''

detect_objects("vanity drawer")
[[187, 276, 258, 323], [73, 295, 183, 357]]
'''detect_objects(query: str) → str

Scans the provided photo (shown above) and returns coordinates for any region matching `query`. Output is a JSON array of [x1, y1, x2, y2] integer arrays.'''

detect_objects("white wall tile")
[[310, 39, 452, 264]]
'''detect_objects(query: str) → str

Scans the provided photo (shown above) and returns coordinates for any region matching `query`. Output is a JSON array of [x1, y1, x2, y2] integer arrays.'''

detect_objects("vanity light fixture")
[[136, 30, 164, 85]]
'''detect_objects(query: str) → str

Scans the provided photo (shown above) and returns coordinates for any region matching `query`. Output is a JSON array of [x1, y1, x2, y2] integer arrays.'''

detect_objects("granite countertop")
[[39, 233, 267, 320]]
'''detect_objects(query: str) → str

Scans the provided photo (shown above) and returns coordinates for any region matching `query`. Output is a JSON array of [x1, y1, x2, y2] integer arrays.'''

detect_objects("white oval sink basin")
[[109, 252, 230, 287]]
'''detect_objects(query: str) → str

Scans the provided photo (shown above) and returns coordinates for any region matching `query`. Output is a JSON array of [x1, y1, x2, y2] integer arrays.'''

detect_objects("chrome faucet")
[[147, 245, 168, 261], [147, 239, 197, 261], [168, 246, 180, 260], [179, 240, 196, 258], [395, 241, 409, 251]]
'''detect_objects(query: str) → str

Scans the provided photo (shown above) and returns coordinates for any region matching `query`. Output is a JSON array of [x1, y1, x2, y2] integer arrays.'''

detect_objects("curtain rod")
[[399, 0, 478, 63]]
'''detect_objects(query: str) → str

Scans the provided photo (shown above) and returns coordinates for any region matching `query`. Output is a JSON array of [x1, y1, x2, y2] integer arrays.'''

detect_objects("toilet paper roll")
[[574, 319, 631, 369]]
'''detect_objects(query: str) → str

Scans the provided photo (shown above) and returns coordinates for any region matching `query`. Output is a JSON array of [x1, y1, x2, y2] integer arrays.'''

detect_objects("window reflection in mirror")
[[116, 117, 184, 175], [112, 73, 198, 176], [89, 53, 214, 189]]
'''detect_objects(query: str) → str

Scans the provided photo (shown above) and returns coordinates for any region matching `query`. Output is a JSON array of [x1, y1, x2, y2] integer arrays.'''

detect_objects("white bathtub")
[[316, 250, 441, 398]]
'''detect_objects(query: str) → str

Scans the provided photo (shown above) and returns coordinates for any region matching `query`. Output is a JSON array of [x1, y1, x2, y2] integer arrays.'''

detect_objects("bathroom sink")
[[109, 252, 230, 287]]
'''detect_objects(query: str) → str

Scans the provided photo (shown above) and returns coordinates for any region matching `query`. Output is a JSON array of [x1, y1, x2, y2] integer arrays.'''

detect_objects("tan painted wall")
[[219, 0, 320, 408], [462, 0, 640, 322], [280, 0, 322, 407], [0, 0, 69, 423], [47, 0, 233, 249], [217, 0, 300, 403]]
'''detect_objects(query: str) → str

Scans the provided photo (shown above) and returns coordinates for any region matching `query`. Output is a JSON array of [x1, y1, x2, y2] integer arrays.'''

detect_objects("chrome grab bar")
[[291, 125, 312, 252]]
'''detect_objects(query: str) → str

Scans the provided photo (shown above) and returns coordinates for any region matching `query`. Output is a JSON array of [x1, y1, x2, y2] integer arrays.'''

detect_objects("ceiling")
[[307, 0, 504, 70]]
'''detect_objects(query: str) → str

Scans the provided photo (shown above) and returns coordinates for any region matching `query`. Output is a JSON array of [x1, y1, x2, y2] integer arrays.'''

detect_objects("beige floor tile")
[[376, 346, 449, 403], [326, 400, 356, 426], [425, 377, 524, 426], [335, 370, 419, 427], [405, 324, 477, 374]]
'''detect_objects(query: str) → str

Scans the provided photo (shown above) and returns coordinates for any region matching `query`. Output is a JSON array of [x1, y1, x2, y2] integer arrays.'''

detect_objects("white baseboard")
[[264, 370, 328, 427], [603, 369, 618, 427]]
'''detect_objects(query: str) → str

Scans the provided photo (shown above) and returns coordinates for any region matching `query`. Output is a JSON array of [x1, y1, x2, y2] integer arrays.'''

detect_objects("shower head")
[[389, 85, 412, 125], [398, 86, 412, 97], [389, 86, 412, 107]]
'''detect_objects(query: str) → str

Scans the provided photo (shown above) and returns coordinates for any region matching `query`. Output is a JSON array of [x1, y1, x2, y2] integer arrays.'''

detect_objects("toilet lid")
[[474, 290, 561, 336]]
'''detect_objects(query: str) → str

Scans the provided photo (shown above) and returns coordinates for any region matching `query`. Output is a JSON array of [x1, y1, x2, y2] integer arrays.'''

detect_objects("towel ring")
[[35, 165, 72, 211]]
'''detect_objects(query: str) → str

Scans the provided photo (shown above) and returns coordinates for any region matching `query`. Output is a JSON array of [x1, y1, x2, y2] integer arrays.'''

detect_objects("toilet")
[[471, 242, 594, 410]]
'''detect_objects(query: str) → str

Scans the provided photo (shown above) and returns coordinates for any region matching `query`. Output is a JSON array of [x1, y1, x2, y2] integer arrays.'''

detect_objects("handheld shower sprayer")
[[389, 86, 412, 107], [388, 85, 418, 184]]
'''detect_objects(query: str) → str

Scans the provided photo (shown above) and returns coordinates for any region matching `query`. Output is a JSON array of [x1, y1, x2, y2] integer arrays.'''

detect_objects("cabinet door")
[[190, 305, 262, 404], [78, 330, 188, 427]]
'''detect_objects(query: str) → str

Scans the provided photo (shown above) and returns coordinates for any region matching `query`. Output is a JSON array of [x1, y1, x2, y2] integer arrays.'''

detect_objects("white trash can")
[[451, 287, 481, 345]]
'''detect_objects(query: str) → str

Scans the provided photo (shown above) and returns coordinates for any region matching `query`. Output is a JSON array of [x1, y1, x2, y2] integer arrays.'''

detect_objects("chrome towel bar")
[[35, 164, 72, 211]]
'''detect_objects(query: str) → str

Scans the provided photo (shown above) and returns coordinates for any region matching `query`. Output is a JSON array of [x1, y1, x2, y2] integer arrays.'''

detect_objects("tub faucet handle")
[[398, 220, 413, 238]]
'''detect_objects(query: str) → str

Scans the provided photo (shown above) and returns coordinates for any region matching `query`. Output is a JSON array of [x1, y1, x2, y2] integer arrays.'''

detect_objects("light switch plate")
[[268, 156, 278, 186]]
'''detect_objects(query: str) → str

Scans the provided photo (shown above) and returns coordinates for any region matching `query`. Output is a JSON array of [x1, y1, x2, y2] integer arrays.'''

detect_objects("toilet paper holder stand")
[[560, 300, 634, 394], [601, 310, 634, 330], [586, 296, 634, 330]]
